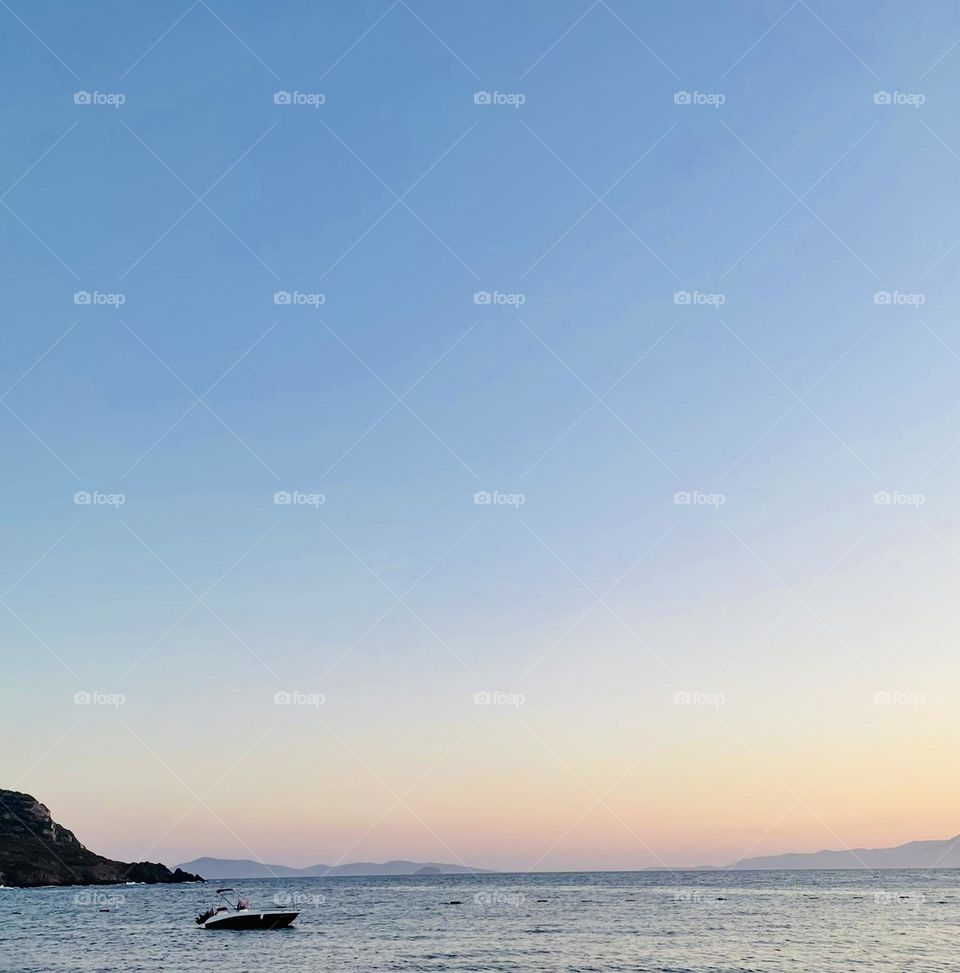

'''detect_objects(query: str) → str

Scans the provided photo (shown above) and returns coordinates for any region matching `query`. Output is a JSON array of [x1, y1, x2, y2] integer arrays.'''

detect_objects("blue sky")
[[4, 1, 960, 870]]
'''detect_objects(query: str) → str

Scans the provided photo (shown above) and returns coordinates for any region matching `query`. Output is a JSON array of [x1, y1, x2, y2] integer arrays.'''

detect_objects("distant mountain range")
[[177, 857, 489, 879], [726, 834, 960, 870], [185, 834, 960, 876]]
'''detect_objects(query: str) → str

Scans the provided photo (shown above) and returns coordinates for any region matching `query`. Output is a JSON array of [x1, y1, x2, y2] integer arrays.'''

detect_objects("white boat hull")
[[202, 909, 298, 930]]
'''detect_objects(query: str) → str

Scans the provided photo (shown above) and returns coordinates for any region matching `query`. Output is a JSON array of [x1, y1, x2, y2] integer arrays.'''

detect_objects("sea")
[[2, 869, 959, 972]]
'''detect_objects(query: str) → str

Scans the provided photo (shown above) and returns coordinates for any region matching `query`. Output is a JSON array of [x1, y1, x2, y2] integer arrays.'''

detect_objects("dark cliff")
[[0, 789, 203, 887]]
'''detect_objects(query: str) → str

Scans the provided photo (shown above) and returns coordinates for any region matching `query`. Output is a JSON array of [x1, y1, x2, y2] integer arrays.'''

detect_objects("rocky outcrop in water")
[[0, 789, 203, 887]]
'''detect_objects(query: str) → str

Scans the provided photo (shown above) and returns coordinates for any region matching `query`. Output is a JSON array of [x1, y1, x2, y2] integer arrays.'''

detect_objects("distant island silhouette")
[[176, 856, 490, 879]]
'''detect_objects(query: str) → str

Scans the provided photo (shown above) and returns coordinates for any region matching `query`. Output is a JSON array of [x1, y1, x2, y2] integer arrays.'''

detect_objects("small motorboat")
[[195, 887, 298, 930]]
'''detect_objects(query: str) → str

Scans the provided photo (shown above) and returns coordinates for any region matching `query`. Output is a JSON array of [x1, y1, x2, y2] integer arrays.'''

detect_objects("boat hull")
[[203, 910, 298, 930]]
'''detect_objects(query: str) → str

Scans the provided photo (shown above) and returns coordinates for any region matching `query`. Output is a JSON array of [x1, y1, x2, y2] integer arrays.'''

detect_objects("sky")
[[3, 0, 960, 872]]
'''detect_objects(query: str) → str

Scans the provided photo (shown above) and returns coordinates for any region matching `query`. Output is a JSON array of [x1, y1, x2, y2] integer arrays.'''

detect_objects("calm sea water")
[[2, 870, 959, 972]]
